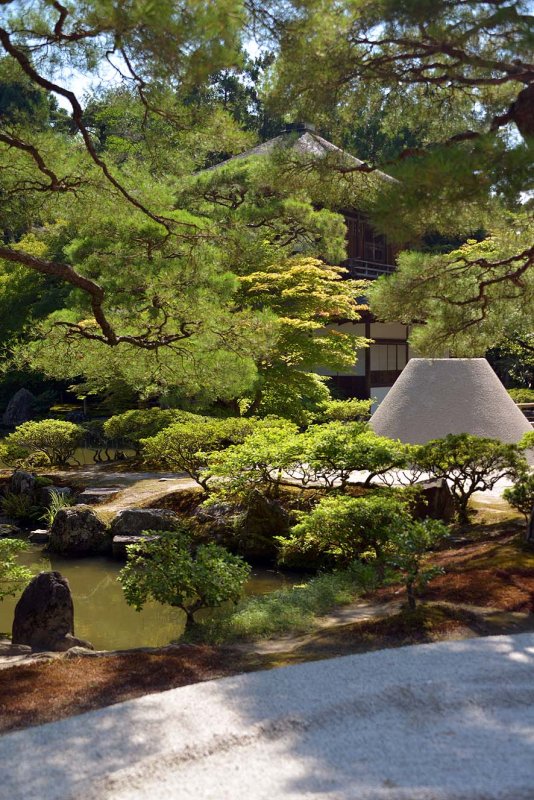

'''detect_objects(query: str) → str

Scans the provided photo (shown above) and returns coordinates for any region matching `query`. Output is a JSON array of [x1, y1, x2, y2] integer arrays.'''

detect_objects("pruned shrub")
[[508, 388, 534, 404], [315, 398, 372, 423], [386, 518, 449, 609], [206, 418, 301, 499], [278, 493, 412, 568], [503, 473, 534, 527], [0, 420, 83, 467], [208, 420, 408, 501], [142, 416, 257, 490], [412, 434, 526, 523], [519, 431, 534, 451], [298, 423, 407, 488], [103, 408, 201, 455]]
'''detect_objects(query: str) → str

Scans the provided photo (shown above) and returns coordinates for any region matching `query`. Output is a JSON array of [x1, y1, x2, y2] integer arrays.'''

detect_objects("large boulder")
[[76, 486, 120, 504], [12, 571, 93, 652], [48, 506, 110, 556], [38, 485, 72, 506], [10, 470, 36, 496], [237, 490, 291, 560], [110, 508, 180, 537], [2, 388, 35, 427], [194, 501, 236, 536], [412, 478, 456, 523], [110, 508, 180, 558], [196, 490, 290, 563]]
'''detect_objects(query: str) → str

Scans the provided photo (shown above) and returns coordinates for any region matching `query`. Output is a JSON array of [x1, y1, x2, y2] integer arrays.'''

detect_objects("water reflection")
[[71, 446, 135, 466], [0, 545, 296, 650]]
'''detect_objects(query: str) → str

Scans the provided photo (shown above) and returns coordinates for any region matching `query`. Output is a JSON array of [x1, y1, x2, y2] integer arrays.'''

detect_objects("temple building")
[[212, 122, 411, 405]]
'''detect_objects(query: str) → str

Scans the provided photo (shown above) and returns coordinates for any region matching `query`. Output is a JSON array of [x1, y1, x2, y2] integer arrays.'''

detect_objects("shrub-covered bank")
[[189, 564, 379, 643], [1, 406, 532, 649]]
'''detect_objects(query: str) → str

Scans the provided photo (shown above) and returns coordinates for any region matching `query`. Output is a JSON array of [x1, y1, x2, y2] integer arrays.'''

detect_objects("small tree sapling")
[[119, 530, 251, 633]]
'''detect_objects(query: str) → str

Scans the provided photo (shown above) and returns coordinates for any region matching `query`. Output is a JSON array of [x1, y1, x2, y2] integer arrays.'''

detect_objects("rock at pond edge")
[[48, 506, 111, 556], [12, 571, 94, 652]]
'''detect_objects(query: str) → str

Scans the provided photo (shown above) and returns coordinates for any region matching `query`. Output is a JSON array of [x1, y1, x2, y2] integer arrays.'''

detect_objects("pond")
[[0, 544, 298, 650]]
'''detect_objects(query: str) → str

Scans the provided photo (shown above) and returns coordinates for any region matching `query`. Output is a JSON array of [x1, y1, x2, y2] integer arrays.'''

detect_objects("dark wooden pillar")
[[365, 319, 371, 398]]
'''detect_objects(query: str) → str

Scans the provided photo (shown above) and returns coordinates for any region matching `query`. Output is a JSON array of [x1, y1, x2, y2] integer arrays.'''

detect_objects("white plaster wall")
[[370, 322, 408, 339], [324, 322, 366, 335]]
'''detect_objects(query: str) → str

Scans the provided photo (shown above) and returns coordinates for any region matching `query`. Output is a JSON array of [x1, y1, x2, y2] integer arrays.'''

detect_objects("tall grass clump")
[[192, 564, 378, 644], [41, 490, 74, 528]]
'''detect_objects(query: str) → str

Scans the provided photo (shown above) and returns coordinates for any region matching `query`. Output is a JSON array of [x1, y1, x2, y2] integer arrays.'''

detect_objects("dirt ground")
[[0, 645, 265, 735], [2, 519, 533, 736], [370, 524, 534, 612]]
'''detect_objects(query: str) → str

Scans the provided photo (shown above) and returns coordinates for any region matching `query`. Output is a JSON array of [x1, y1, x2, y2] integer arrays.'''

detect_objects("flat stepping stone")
[[112, 533, 160, 559], [76, 487, 122, 504], [28, 529, 50, 544]]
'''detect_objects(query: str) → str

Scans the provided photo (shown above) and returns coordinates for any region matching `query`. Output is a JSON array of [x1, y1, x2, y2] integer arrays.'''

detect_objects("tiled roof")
[[204, 129, 397, 183]]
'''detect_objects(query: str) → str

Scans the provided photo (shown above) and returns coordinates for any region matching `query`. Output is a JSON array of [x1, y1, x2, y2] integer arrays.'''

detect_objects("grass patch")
[[191, 564, 378, 644]]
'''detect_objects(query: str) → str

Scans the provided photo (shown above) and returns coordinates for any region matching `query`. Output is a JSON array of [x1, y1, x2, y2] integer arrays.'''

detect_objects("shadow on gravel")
[[213, 633, 534, 799]]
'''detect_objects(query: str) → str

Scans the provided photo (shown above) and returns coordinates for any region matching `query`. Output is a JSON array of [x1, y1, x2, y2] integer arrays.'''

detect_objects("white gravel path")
[[2, 634, 534, 800]]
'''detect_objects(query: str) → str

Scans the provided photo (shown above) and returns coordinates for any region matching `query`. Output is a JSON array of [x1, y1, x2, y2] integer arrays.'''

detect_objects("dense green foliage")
[[235, 258, 367, 420], [520, 432, 534, 451], [412, 434, 526, 523], [0, 539, 32, 604], [369, 220, 534, 356], [314, 398, 372, 424], [386, 519, 449, 610], [142, 417, 257, 489], [264, 0, 533, 354], [103, 408, 200, 455], [508, 388, 534, 404], [0, 420, 83, 466], [207, 420, 407, 499], [503, 474, 534, 525], [298, 424, 406, 488], [0, 2, 369, 413], [1, 0, 530, 406], [205, 417, 301, 498], [1, 491, 40, 522], [119, 529, 251, 632], [280, 494, 411, 568], [490, 338, 534, 391]]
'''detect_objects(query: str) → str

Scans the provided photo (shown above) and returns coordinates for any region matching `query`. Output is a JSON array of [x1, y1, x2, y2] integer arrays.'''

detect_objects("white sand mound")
[[370, 358, 532, 444]]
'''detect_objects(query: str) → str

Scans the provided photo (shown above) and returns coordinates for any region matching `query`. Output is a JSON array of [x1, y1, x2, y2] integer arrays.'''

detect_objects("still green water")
[[0, 544, 296, 650]]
